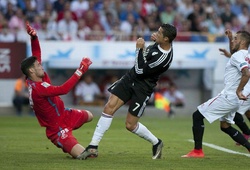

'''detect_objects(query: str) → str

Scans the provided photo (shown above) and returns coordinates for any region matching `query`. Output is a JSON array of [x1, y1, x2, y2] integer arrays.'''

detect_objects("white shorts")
[[197, 93, 240, 124], [237, 89, 250, 115]]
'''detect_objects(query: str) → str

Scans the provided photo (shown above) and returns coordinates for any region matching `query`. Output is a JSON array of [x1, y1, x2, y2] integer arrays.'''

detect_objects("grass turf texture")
[[0, 114, 249, 170]]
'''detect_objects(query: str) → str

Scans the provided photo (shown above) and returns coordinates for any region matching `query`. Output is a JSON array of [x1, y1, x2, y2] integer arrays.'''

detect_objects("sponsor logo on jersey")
[[41, 82, 51, 88], [152, 52, 158, 56]]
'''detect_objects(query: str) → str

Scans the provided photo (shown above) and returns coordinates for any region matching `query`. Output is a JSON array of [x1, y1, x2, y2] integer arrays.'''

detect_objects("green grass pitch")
[[0, 113, 249, 170]]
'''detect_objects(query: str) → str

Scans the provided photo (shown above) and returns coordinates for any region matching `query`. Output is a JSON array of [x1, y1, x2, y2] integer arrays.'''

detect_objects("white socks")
[[132, 122, 158, 145], [89, 113, 158, 146], [89, 112, 113, 146]]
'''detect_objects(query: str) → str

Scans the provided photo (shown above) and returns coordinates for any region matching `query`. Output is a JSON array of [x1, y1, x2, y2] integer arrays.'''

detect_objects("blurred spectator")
[[70, 0, 89, 18], [163, 83, 185, 107], [12, 75, 30, 116], [187, 2, 205, 32], [100, 11, 119, 37], [155, 76, 173, 93], [8, 7, 25, 32], [162, 83, 185, 118], [120, 13, 135, 36], [0, 12, 7, 31], [231, 0, 246, 16], [37, 18, 60, 40], [159, 4, 176, 25], [220, 2, 236, 25], [0, 0, 250, 42], [238, 4, 250, 26], [74, 74, 104, 106], [15, 27, 28, 42], [200, 0, 214, 18], [53, 0, 66, 13], [57, 0, 77, 21], [81, 0, 101, 30], [87, 23, 105, 41], [243, 20, 250, 33], [57, 10, 78, 40], [31, 15, 42, 30], [231, 16, 243, 32], [39, 2, 58, 22], [107, 22, 126, 41], [23, 0, 37, 23], [35, 0, 49, 14], [98, 0, 118, 22], [175, 16, 192, 41], [140, 0, 156, 19], [3, 2, 16, 20], [40, 3, 58, 33], [0, 0, 17, 11], [212, 0, 226, 16], [16, 0, 26, 9], [76, 18, 91, 40], [119, 1, 140, 22], [0, 24, 15, 42], [134, 17, 150, 41], [208, 16, 225, 35], [145, 10, 161, 32], [177, 0, 193, 18]]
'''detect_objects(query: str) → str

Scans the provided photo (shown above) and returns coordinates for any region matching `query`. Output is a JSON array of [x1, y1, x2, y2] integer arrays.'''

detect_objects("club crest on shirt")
[[60, 128, 69, 139], [41, 82, 51, 88]]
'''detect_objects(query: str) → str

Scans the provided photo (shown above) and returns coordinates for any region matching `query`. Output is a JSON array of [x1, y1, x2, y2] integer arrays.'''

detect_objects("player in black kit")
[[78, 23, 177, 160]]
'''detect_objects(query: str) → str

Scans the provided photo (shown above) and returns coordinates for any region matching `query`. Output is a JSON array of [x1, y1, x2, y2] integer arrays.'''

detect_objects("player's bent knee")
[[125, 122, 136, 132], [220, 121, 231, 129], [234, 112, 243, 123], [220, 126, 236, 136], [86, 110, 94, 122]]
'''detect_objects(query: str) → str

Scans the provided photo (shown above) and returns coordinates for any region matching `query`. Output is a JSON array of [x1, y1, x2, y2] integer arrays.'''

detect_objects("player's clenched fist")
[[75, 57, 92, 78], [136, 38, 145, 49], [79, 57, 92, 72], [225, 29, 233, 40], [26, 21, 37, 37]]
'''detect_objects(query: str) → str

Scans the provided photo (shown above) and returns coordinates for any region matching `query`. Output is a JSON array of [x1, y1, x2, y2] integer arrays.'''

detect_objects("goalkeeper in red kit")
[[21, 22, 93, 159]]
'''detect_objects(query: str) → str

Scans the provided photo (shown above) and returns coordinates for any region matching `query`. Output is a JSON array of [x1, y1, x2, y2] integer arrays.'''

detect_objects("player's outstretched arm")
[[225, 29, 234, 54], [26, 22, 42, 63], [38, 57, 93, 97], [219, 29, 234, 58], [219, 48, 231, 58]]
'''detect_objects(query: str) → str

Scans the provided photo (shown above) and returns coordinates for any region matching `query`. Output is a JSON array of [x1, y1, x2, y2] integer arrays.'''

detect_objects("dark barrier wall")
[[0, 42, 26, 79]]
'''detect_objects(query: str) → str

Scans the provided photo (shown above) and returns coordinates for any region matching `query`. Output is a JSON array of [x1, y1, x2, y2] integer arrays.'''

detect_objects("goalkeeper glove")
[[26, 22, 37, 37], [75, 57, 92, 77]]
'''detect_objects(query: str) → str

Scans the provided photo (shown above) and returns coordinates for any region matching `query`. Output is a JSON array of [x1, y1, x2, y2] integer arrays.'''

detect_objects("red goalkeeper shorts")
[[47, 108, 89, 154]]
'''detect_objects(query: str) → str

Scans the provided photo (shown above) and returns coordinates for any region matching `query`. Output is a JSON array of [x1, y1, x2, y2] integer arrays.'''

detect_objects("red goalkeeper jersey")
[[26, 37, 79, 129]]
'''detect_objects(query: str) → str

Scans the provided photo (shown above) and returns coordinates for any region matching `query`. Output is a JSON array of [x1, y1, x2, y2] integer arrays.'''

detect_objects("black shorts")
[[108, 74, 152, 117]]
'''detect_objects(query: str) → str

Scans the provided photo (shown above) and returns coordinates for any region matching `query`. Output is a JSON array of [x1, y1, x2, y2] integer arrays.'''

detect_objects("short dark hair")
[[237, 30, 250, 47], [161, 23, 177, 43], [21, 56, 37, 76]]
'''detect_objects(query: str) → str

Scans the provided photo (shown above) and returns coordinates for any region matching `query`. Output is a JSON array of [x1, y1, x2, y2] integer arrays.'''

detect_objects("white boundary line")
[[188, 139, 250, 157]]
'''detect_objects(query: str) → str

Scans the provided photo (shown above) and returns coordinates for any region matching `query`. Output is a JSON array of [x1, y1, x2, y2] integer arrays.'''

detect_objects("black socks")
[[192, 110, 205, 150]]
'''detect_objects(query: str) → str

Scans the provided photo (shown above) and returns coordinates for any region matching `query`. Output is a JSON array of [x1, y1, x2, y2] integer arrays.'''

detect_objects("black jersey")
[[128, 42, 173, 92]]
